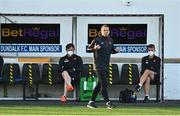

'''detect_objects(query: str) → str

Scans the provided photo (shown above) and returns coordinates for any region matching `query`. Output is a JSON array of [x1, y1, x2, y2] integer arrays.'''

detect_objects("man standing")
[[86, 25, 119, 109], [59, 43, 83, 103], [135, 44, 161, 102]]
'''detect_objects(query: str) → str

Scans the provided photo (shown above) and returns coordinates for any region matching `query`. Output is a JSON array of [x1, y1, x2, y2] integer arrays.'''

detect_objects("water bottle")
[[93, 81, 96, 89], [92, 75, 96, 89], [83, 81, 87, 91], [132, 92, 136, 102]]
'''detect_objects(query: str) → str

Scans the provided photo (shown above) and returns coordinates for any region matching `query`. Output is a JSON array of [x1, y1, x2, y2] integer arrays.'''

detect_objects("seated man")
[[135, 44, 161, 102], [59, 43, 83, 103]]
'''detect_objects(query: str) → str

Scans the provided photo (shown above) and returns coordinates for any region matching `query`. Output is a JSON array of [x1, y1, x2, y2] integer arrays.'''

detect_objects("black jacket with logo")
[[87, 36, 117, 70], [59, 54, 83, 75], [141, 55, 161, 77]]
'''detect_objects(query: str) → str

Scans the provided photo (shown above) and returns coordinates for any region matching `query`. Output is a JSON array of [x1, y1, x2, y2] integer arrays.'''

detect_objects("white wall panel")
[[164, 64, 180, 100]]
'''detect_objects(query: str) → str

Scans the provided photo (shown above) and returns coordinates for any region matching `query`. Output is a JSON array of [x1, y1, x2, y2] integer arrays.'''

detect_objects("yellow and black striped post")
[[88, 64, 92, 76], [109, 64, 113, 85], [28, 64, 33, 86], [48, 64, 53, 85], [128, 64, 133, 85], [9, 64, 14, 84]]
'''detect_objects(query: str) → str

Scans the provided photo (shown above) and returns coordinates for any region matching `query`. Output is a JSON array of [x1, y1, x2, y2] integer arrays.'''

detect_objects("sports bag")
[[119, 88, 137, 103]]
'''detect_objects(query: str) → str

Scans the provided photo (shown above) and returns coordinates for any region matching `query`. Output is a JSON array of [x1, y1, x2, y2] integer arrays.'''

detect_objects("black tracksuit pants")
[[90, 69, 110, 102]]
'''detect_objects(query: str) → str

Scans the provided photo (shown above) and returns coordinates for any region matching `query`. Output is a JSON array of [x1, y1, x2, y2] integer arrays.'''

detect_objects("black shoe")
[[87, 101, 97, 109], [143, 96, 149, 103], [106, 101, 115, 109], [135, 85, 141, 92]]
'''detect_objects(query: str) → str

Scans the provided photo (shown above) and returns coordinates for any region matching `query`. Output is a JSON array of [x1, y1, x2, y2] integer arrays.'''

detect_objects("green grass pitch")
[[0, 102, 180, 115]]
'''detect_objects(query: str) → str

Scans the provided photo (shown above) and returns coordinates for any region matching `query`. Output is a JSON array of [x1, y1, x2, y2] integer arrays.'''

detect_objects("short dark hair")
[[101, 24, 109, 29], [147, 44, 155, 49], [66, 43, 75, 50]]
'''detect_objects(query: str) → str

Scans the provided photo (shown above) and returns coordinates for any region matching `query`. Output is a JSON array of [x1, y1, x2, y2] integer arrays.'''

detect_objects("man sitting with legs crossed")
[[59, 43, 83, 103], [135, 44, 161, 102]]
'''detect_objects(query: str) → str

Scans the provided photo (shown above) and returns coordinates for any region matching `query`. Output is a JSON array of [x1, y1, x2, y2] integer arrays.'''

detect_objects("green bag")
[[80, 76, 101, 101]]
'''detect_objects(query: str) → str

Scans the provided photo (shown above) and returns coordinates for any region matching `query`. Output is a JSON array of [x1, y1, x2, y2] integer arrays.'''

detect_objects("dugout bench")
[[0, 63, 161, 101]]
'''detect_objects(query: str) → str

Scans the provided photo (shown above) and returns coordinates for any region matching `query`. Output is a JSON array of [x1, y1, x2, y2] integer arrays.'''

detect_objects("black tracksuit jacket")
[[59, 54, 83, 79], [87, 36, 117, 70], [141, 55, 161, 77]]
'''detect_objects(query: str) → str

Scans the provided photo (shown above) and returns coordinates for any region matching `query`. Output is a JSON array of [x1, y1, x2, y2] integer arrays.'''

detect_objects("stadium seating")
[[81, 64, 120, 85], [81, 64, 96, 77], [22, 63, 41, 100], [41, 63, 63, 85], [120, 64, 139, 85], [1, 63, 23, 97], [0, 63, 161, 101], [2, 63, 22, 84], [108, 64, 121, 85]]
